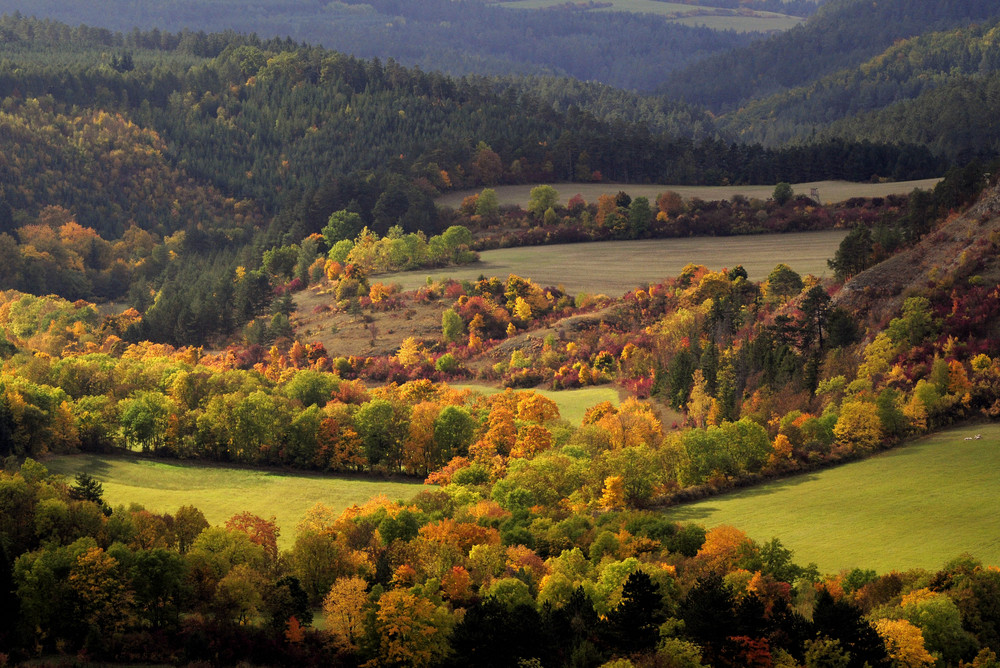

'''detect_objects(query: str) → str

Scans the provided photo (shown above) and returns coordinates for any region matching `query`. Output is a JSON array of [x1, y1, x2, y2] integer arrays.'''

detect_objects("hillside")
[[839, 177, 1000, 324], [0, 0, 759, 90], [817, 73, 1000, 162], [720, 17, 1000, 156], [660, 0, 1000, 111], [0, 101, 264, 238]]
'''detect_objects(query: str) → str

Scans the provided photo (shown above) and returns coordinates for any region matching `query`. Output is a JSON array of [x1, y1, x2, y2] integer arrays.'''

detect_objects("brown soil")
[[292, 284, 449, 357], [838, 185, 1000, 318]]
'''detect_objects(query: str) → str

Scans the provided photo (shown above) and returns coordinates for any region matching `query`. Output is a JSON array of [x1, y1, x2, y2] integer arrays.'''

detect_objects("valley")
[[2, 2, 1000, 664]]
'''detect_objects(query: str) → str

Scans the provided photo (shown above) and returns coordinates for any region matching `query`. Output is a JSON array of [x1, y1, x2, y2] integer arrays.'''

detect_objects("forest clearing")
[[40, 385, 624, 549], [665, 423, 1000, 573], [449, 384, 624, 425]]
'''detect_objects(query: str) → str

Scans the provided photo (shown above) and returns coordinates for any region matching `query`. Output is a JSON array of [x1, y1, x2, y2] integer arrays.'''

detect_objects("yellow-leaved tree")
[[369, 589, 453, 667], [323, 575, 370, 652], [872, 618, 935, 667], [833, 400, 883, 450]]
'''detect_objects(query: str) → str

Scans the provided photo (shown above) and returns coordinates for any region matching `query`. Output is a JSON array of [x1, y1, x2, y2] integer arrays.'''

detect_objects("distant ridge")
[[660, 0, 1000, 111]]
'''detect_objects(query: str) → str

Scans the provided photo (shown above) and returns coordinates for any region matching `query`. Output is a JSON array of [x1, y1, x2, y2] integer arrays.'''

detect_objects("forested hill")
[[0, 0, 758, 91], [659, 0, 1000, 112], [0, 13, 942, 238], [0, 15, 947, 345], [718, 17, 1000, 159]]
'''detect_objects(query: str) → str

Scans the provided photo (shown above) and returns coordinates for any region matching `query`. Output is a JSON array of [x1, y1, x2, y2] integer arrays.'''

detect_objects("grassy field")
[[382, 229, 846, 295], [452, 383, 622, 425], [436, 179, 942, 210], [45, 454, 424, 549], [664, 423, 1000, 574], [496, 0, 804, 31]]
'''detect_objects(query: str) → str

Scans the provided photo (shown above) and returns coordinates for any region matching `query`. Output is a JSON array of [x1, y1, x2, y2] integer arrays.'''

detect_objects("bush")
[[435, 353, 459, 374]]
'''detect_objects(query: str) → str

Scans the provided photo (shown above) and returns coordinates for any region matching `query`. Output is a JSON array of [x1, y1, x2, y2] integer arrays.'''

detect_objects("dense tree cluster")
[[451, 184, 912, 252]]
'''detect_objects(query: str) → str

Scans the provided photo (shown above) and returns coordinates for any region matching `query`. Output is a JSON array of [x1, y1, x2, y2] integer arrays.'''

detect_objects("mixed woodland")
[[0, 0, 762, 91], [3, 2, 1000, 667]]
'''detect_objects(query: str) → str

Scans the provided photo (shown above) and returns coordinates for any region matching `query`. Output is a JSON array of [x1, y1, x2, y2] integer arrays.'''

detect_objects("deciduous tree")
[[323, 575, 370, 652]]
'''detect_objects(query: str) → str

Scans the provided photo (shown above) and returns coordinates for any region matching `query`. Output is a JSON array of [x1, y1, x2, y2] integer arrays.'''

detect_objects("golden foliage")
[[323, 576, 370, 652], [873, 618, 936, 667]]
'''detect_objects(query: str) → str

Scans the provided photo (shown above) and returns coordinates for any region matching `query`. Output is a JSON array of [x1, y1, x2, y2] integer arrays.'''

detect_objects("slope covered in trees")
[[0, 0, 759, 90], [660, 0, 1000, 111], [0, 14, 946, 348], [719, 17, 1000, 158]]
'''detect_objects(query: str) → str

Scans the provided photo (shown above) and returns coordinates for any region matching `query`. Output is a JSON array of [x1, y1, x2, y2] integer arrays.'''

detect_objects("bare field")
[[497, 0, 804, 31], [436, 179, 942, 210], [670, 13, 802, 30], [381, 230, 846, 295]]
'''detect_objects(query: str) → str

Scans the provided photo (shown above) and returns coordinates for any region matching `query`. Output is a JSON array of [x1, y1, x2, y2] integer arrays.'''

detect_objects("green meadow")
[[43, 421, 1000, 575], [664, 423, 1000, 574], [45, 454, 424, 549]]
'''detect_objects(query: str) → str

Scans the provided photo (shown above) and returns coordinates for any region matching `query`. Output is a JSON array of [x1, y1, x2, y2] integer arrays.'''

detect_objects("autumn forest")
[[3, 2, 1000, 667]]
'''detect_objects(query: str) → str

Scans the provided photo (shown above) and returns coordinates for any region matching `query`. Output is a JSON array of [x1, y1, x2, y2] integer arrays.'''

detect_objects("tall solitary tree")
[[527, 185, 559, 218], [773, 182, 794, 205]]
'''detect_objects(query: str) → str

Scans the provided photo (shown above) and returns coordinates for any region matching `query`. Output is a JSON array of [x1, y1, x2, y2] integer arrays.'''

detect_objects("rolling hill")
[[660, 0, 1000, 111]]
